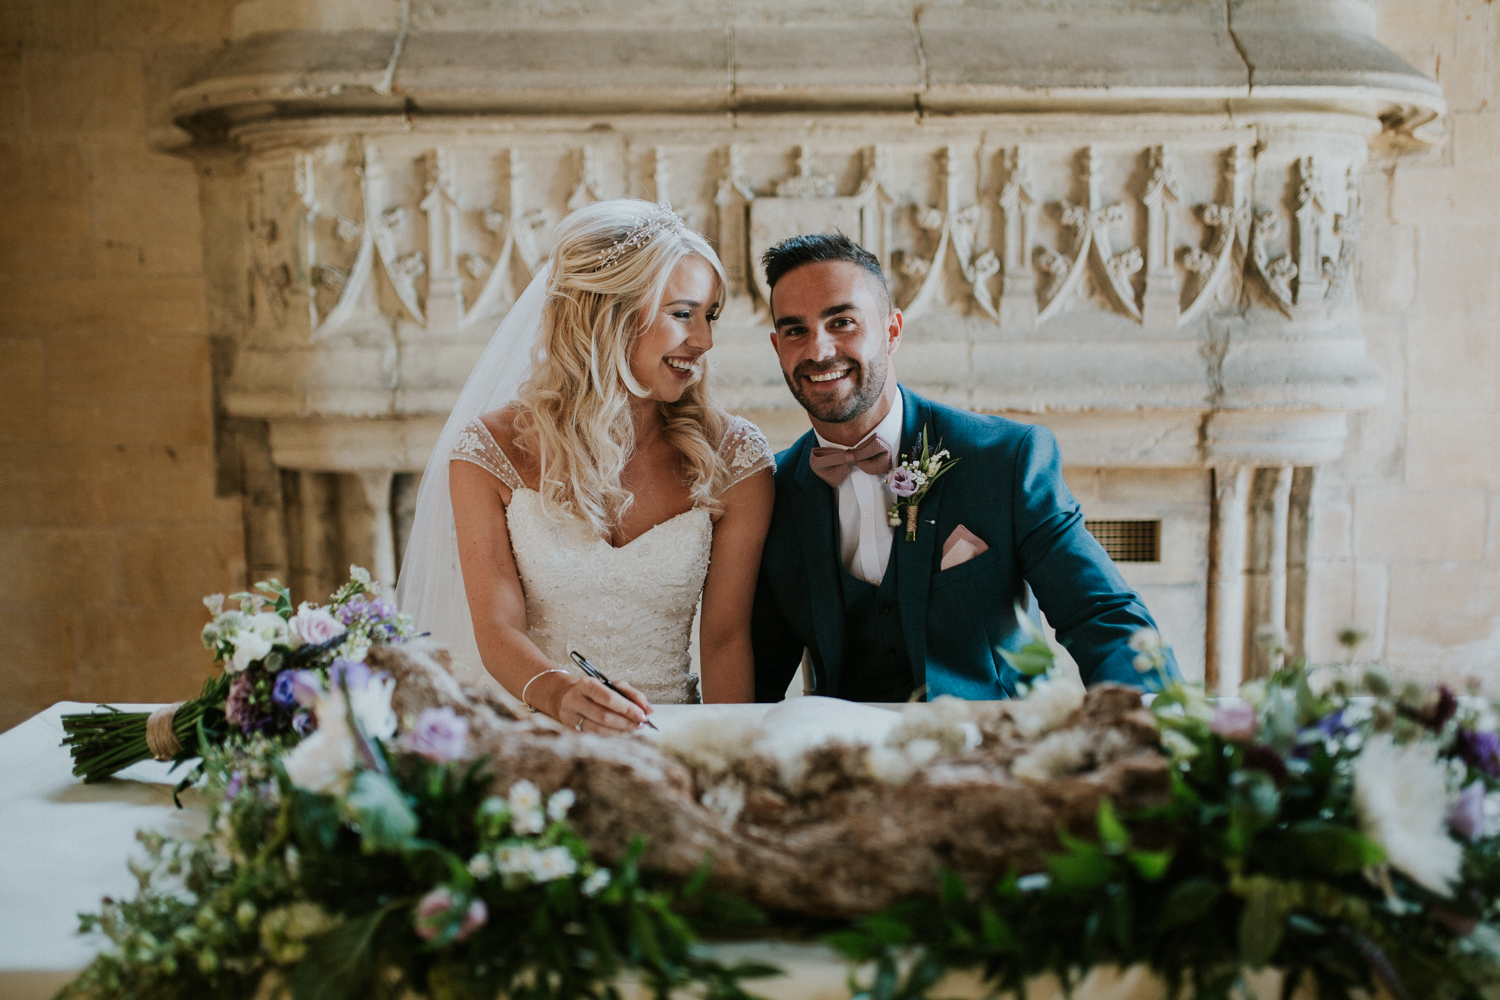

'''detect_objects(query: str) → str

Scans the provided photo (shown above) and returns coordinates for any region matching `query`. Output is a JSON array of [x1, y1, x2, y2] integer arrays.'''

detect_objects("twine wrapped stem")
[[146, 703, 185, 761]]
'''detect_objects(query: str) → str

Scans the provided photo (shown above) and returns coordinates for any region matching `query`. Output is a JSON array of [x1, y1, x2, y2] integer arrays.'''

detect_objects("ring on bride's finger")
[[575, 717, 584, 732]]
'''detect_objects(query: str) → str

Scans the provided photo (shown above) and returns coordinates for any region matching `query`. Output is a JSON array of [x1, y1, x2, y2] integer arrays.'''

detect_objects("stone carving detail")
[[1141, 146, 1182, 329], [250, 136, 1360, 340], [1180, 146, 1252, 325], [1325, 167, 1362, 304], [744, 146, 894, 311], [997, 147, 1039, 328], [1039, 147, 1143, 323]]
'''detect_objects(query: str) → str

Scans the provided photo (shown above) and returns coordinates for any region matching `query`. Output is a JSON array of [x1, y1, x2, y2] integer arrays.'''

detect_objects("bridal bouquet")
[[61, 566, 415, 785]]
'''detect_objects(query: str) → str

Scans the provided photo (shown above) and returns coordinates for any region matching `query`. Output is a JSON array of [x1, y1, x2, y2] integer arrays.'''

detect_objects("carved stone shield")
[[748, 196, 868, 308]]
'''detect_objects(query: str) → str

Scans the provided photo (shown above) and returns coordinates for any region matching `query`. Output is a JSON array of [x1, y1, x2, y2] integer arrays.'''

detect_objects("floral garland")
[[58, 601, 1500, 1000], [60, 668, 770, 1000]]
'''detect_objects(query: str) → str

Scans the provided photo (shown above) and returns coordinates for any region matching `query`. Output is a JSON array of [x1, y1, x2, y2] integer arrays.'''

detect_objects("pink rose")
[[414, 888, 487, 942], [1210, 701, 1258, 743], [289, 604, 343, 647], [888, 467, 918, 497]]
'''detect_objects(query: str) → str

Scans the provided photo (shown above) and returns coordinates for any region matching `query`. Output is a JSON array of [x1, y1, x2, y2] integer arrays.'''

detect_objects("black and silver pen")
[[569, 650, 660, 731]]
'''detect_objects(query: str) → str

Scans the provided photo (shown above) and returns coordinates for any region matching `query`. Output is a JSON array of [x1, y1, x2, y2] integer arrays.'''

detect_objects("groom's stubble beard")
[[784, 349, 889, 424]]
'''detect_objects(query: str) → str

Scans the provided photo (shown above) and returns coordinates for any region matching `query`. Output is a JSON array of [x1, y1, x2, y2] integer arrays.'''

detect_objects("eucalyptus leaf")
[[1155, 878, 1221, 931], [291, 908, 386, 1000], [1096, 799, 1130, 852], [1277, 822, 1384, 875], [288, 788, 342, 852], [1237, 877, 1285, 969], [346, 771, 418, 852]]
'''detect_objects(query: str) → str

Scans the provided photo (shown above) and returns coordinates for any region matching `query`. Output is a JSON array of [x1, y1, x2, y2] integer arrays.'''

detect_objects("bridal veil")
[[396, 265, 551, 674]]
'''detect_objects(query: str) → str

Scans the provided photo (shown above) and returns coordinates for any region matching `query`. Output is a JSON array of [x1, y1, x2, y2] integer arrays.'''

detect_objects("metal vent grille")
[[1085, 519, 1161, 563]]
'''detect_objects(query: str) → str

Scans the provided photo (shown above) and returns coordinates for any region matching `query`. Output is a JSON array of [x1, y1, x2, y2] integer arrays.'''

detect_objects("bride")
[[397, 200, 775, 735]]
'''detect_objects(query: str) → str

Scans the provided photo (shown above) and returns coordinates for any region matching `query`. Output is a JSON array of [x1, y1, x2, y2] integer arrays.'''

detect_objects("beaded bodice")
[[449, 416, 774, 704]]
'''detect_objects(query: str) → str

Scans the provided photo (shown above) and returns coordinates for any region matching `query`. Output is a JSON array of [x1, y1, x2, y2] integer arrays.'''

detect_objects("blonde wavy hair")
[[513, 199, 732, 538]]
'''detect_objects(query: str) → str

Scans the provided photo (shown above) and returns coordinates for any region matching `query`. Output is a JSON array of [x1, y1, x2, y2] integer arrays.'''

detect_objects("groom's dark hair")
[[761, 232, 890, 310]]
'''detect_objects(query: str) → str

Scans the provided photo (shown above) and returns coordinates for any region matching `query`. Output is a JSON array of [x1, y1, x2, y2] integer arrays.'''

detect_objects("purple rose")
[[287, 669, 324, 708], [887, 467, 918, 497], [329, 658, 372, 693], [1211, 701, 1258, 743], [414, 888, 487, 942], [225, 674, 254, 729], [1459, 729, 1500, 778], [404, 707, 470, 764], [271, 670, 299, 709], [1451, 780, 1487, 842]]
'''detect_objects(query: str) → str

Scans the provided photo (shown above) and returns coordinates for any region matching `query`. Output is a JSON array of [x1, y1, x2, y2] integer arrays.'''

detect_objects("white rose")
[[1354, 734, 1463, 897], [230, 631, 273, 673], [282, 691, 358, 794], [289, 604, 343, 647]]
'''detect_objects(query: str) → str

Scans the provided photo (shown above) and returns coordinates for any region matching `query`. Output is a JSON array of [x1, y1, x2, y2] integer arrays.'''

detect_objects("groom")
[[750, 233, 1178, 702]]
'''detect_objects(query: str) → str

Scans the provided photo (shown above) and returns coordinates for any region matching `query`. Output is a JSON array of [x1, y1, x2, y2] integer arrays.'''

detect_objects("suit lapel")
[[894, 386, 942, 690], [790, 434, 845, 694]]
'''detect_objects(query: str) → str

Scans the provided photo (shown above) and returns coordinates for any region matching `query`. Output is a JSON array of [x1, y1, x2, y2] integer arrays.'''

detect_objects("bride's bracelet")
[[521, 667, 571, 713]]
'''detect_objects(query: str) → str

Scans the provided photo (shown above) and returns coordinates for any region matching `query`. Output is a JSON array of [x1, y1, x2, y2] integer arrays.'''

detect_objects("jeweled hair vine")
[[513, 199, 731, 538]]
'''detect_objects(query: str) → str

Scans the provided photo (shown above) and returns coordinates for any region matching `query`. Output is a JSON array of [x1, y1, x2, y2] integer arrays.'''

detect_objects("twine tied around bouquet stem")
[[905, 503, 919, 540], [146, 703, 185, 761]]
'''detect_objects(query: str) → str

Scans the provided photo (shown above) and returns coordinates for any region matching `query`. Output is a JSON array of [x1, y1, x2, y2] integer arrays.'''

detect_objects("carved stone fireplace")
[[177, 0, 1443, 691]]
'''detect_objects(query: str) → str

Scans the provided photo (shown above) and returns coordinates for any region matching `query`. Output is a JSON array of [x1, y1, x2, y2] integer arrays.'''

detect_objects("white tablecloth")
[[0, 702, 1294, 1000], [0, 703, 208, 999]]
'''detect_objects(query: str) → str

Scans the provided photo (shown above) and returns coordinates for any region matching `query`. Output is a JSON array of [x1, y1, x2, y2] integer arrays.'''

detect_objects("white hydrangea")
[[582, 868, 612, 897], [546, 789, 576, 822], [494, 844, 577, 884]]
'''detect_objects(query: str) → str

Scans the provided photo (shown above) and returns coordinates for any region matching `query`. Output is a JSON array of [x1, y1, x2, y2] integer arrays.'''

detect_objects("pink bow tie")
[[810, 434, 893, 488]]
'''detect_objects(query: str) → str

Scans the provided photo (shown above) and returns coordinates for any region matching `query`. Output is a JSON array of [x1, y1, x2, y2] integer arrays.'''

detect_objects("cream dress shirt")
[[812, 392, 905, 586]]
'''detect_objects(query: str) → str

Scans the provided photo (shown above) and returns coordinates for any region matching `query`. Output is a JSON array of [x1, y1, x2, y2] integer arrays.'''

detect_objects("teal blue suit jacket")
[[751, 386, 1179, 701]]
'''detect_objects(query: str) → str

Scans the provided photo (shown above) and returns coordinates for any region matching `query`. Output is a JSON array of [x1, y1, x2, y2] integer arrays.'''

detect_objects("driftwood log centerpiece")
[[369, 640, 1172, 918]]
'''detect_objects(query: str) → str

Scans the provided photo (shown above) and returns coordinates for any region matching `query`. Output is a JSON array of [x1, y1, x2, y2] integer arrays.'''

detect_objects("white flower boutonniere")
[[885, 427, 960, 541]]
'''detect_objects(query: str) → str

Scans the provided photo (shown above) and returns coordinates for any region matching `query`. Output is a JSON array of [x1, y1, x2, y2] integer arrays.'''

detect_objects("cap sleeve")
[[717, 415, 775, 492], [449, 418, 526, 492]]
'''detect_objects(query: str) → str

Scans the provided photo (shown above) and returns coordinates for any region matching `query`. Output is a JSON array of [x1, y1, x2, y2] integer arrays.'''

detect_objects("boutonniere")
[[885, 427, 959, 541]]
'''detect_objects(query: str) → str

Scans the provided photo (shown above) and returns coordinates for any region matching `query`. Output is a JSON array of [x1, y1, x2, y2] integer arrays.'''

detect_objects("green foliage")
[[61, 660, 1500, 1000]]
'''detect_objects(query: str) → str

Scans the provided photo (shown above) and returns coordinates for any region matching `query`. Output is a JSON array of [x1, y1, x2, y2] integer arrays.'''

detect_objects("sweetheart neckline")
[[508, 489, 707, 552]]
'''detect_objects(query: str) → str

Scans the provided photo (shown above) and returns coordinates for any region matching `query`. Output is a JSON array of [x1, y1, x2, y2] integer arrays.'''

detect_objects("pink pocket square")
[[940, 524, 989, 570]]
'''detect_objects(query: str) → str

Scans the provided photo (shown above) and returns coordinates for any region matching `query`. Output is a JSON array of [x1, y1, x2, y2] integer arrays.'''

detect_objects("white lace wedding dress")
[[448, 415, 775, 704]]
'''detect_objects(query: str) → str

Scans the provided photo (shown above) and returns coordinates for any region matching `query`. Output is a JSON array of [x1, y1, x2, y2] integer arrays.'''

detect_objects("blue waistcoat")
[[836, 547, 914, 703]]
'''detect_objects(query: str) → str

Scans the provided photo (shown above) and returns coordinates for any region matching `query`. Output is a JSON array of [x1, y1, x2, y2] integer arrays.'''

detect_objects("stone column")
[[1267, 464, 1294, 647], [1207, 465, 1251, 696], [346, 471, 398, 588]]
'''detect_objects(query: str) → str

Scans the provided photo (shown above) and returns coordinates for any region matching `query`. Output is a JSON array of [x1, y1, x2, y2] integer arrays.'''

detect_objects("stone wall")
[[0, 1, 244, 733], [1302, 0, 1500, 681], [0, 0, 1494, 733]]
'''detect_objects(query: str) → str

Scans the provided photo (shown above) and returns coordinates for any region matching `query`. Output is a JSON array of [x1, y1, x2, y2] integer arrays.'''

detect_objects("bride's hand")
[[545, 675, 653, 735]]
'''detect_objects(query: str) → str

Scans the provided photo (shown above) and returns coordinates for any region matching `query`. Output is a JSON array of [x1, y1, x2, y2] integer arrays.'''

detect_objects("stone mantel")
[[177, 0, 1443, 688], [172, 1, 1442, 129]]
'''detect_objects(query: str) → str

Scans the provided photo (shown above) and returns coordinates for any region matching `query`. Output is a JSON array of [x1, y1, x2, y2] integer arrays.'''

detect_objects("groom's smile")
[[768, 259, 903, 445]]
